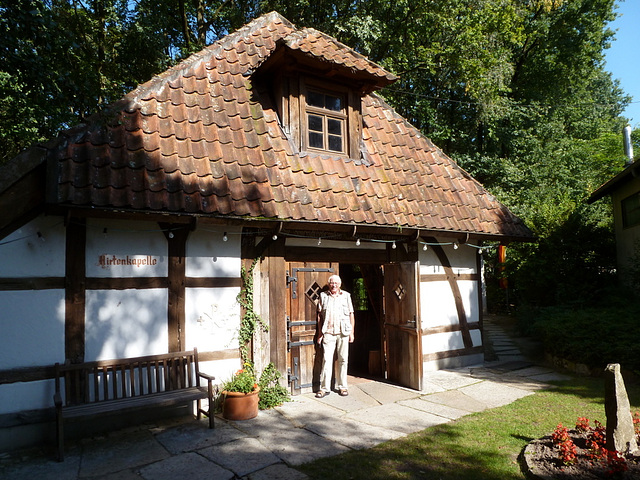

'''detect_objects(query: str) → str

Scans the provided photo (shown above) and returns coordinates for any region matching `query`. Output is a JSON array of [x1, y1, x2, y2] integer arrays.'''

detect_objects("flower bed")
[[522, 416, 640, 479]]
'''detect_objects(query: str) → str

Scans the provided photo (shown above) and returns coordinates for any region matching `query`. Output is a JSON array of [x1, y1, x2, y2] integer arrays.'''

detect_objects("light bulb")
[[223, 232, 228, 242], [423, 243, 428, 251], [391, 240, 397, 249], [453, 241, 459, 249], [272, 234, 278, 241], [355, 238, 361, 246], [317, 237, 322, 246], [168, 232, 174, 239]]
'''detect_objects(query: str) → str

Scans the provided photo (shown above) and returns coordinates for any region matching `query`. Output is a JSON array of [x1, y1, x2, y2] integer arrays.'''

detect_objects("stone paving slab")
[[421, 389, 489, 413], [153, 419, 248, 454], [507, 366, 556, 377], [138, 451, 233, 480], [254, 425, 350, 466], [398, 398, 471, 420], [458, 380, 533, 409], [345, 403, 450, 434], [422, 369, 480, 391], [79, 428, 169, 477], [310, 386, 382, 412], [276, 395, 346, 428], [468, 369, 551, 392], [355, 381, 422, 404], [199, 437, 281, 477], [303, 415, 404, 449], [0, 452, 81, 480], [418, 380, 448, 394]]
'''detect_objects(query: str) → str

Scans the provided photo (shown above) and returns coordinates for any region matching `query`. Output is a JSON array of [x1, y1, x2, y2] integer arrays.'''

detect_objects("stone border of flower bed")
[[520, 438, 556, 480]]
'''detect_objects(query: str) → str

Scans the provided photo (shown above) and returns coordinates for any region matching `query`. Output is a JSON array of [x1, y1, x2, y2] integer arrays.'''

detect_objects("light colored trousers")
[[320, 333, 349, 392]]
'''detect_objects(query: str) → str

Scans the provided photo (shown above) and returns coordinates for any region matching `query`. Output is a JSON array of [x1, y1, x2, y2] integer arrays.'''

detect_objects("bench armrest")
[[198, 372, 216, 382]]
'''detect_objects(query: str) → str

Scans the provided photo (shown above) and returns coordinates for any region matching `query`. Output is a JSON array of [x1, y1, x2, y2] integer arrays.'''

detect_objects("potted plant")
[[221, 363, 260, 421]]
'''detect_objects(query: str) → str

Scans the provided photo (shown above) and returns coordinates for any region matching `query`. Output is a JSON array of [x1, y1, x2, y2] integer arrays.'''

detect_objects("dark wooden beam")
[[65, 218, 86, 363], [161, 224, 189, 352], [0, 277, 65, 290]]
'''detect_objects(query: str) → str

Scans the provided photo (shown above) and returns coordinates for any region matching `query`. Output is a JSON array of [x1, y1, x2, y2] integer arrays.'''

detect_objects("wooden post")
[[161, 224, 189, 352], [65, 217, 86, 364]]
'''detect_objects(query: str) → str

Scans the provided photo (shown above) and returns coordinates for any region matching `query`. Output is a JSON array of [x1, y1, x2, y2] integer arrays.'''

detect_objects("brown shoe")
[[339, 388, 349, 396], [316, 391, 328, 398]]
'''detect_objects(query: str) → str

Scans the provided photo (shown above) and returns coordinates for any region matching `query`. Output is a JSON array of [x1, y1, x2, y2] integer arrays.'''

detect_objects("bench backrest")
[[54, 349, 202, 406]]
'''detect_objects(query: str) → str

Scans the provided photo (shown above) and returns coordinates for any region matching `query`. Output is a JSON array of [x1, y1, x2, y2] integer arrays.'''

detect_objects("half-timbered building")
[[0, 12, 532, 450]]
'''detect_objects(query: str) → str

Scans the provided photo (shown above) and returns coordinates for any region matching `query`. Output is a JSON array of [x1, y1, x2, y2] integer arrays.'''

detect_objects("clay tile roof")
[[6, 11, 534, 241], [283, 28, 397, 87]]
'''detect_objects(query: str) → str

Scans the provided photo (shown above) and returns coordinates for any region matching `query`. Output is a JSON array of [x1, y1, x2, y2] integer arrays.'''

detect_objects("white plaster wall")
[[186, 227, 241, 277], [421, 329, 482, 354], [0, 380, 56, 414], [86, 218, 168, 277], [418, 242, 479, 329], [199, 359, 243, 388], [85, 289, 168, 361], [185, 287, 241, 352], [0, 289, 65, 415], [420, 280, 478, 328], [0, 215, 65, 277], [419, 241, 478, 276], [0, 290, 65, 369]]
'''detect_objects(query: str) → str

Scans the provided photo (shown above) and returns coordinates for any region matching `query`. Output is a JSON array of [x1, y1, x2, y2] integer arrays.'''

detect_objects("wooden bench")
[[54, 348, 215, 461]]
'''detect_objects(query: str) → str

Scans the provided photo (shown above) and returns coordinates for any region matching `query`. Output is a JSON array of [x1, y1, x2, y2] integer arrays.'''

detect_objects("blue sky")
[[605, 0, 640, 127]]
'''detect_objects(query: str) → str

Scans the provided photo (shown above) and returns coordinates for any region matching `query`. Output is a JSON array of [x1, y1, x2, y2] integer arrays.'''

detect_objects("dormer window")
[[305, 89, 346, 154], [267, 72, 362, 160]]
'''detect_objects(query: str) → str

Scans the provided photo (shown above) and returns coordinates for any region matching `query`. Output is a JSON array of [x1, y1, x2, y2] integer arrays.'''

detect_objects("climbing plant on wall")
[[236, 256, 268, 363]]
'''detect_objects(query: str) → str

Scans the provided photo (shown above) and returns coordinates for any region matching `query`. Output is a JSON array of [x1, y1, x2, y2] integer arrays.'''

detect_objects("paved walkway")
[[0, 317, 571, 480]]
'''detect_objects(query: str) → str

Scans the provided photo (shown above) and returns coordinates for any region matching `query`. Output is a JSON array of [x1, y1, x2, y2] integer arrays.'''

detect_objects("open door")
[[383, 261, 422, 390], [286, 262, 336, 395]]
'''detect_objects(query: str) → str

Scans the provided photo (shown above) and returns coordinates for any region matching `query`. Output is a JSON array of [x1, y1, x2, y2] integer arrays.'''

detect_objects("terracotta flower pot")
[[221, 387, 260, 421]]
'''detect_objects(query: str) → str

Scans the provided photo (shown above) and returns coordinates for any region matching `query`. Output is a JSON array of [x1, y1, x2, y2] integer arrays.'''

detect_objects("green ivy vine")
[[236, 256, 268, 363]]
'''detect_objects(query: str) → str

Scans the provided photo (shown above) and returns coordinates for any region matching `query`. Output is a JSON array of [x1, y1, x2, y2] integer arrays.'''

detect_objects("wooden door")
[[286, 262, 336, 395], [383, 262, 422, 390]]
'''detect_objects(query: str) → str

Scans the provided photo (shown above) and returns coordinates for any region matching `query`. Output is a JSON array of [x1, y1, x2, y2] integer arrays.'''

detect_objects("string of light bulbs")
[[0, 220, 500, 255]]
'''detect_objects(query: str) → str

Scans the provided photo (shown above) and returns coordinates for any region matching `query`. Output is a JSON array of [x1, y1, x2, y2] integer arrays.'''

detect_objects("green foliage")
[[257, 362, 291, 409], [236, 257, 268, 363], [222, 362, 258, 393], [520, 294, 640, 374], [221, 361, 290, 408]]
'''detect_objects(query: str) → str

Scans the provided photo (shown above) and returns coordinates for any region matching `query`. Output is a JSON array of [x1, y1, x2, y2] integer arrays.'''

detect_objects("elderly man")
[[316, 274, 355, 398]]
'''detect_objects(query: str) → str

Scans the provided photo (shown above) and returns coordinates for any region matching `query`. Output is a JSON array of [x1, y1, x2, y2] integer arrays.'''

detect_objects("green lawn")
[[297, 376, 640, 480]]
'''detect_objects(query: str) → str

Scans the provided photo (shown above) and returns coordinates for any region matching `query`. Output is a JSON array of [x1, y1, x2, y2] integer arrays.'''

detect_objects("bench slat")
[[62, 387, 209, 418]]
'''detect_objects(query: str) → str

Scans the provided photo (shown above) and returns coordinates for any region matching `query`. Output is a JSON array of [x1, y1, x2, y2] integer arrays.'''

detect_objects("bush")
[[520, 292, 640, 375], [257, 363, 291, 410]]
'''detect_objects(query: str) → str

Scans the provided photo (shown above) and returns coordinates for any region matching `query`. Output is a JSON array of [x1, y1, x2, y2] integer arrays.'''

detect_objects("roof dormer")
[[254, 28, 397, 160]]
